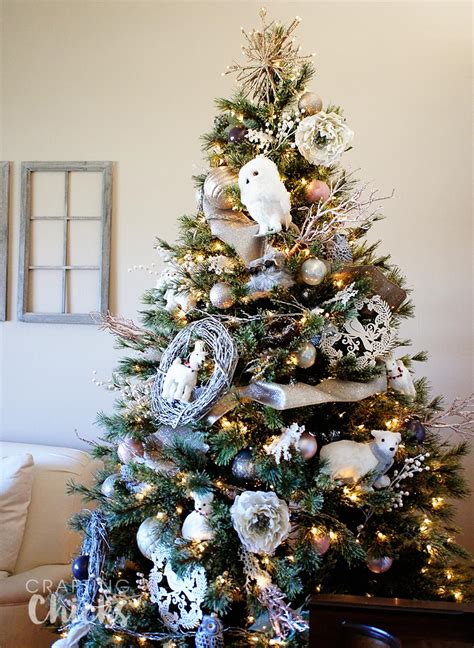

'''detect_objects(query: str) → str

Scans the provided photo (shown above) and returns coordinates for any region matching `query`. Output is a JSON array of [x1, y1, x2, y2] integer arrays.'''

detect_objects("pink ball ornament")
[[311, 530, 330, 555], [304, 179, 330, 204], [367, 555, 393, 574], [117, 437, 144, 464], [299, 431, 318, 460]]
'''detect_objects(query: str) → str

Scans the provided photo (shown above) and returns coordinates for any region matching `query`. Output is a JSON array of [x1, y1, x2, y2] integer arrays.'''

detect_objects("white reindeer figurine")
[[162, 340, 207, 403]]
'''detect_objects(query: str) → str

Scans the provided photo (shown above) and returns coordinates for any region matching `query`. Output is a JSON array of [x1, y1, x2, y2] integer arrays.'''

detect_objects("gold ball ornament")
[[136, 517, 161, 559], [203, 167, 237, 210], [299, 431, 318, 460], [300, 258, 328, 286], [298, 92, 323, 116], [209, 282, 234, 309], [296, 341, 317, 369], [304, 179, 330, 203]]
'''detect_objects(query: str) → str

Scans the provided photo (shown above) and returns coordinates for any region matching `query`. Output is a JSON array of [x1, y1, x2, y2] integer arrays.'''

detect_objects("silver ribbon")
[[203, 197, 266, 266], [207, 373, 387, 424]]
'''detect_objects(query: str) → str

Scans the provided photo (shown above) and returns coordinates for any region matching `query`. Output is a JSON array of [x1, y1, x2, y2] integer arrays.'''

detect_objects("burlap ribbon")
[[207, 373, 387, 423], [203, 197, 266, 266]]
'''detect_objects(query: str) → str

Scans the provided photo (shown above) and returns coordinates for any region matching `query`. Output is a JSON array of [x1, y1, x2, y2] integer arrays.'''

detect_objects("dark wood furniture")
[[340, 622, 401, 647], [309, 594, 474, 647]]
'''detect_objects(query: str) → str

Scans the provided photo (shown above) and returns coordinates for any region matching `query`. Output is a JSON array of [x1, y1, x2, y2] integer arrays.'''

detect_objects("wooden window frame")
[[0, 162, 9, 321], [18, 161, 113, 324]]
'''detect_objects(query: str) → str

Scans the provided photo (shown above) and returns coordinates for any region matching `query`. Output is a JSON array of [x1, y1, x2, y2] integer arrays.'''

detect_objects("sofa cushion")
[[0, 454, 34, 574], [0, 442, 101, 574]]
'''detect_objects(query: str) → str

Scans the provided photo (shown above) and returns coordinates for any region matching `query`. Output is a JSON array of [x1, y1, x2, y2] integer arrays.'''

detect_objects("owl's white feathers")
[[238, 156, 292, 236]]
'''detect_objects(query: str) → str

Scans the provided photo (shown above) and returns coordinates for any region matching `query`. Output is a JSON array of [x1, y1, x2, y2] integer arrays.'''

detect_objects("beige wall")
[[1, 1, 472, 549]]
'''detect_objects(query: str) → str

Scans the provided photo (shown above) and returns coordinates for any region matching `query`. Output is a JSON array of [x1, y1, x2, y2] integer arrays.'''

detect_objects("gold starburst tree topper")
[[225, 8, 315, 105]]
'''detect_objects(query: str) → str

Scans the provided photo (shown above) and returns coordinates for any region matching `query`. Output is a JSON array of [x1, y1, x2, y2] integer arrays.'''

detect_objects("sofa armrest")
[[0, 563, 71, 604]]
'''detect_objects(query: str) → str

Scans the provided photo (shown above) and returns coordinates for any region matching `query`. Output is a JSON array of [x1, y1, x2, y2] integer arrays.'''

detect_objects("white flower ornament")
[[230, 490, 290, 555], [295, 110, 353, 166]]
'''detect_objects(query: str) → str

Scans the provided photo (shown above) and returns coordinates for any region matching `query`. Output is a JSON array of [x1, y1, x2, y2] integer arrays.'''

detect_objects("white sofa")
[[0, 441, 101, 648]]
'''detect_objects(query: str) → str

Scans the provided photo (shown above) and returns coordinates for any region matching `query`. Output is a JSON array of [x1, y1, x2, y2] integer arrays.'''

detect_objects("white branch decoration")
[[290, 172, 393, 254], [426, 394, 474, 439]]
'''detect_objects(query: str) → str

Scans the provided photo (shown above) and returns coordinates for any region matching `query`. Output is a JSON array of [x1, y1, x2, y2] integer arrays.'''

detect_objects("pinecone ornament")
[[195, 615, 224, 648], [326, 232, 353, 263]]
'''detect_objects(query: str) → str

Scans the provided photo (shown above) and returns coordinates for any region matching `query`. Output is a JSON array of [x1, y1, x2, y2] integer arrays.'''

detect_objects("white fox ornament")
[[238, 156, 292, 236]]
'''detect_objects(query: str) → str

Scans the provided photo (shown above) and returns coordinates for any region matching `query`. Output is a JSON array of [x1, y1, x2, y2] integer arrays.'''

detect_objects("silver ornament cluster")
[[152, 317, 238, 427]]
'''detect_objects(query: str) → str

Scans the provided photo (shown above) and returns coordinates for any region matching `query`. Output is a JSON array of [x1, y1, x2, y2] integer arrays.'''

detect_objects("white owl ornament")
[[195, 615, 224, 648], [238, 156, 292, 236]]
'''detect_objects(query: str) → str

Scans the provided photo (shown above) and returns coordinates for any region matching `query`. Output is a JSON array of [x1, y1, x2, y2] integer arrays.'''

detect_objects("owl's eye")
[[382, 438, 385, 442], [252, 170, 259, 176]]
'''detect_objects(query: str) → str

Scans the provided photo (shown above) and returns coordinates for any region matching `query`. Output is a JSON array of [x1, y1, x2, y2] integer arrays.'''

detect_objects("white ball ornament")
[[100, 474, 118, 498], [210, 282, 234, 309], [296, 341, 317, 368], [300, 258, 328, 286], [298, 91, 323, 116], [136, 517, 161, 559]]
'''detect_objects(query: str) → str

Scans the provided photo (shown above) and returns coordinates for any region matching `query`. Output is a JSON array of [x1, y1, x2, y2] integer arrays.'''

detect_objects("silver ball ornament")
[[117, 437, 145, 464], [203, 167, 237, 210], [300, 258, 328, 286], [210, 282, 234, 309], [100, 474, 118, 498], [232, 449, 257, 483], [299, 431, 318, 460], [298, 92, 323, 116], [296, 341, 317, 368], [136, 517, 161, 559], [367, 555, 393, 573]]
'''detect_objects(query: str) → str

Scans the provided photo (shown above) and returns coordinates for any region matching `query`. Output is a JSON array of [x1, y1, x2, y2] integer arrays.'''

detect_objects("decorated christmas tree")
[[56, 10, 473, 648]]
